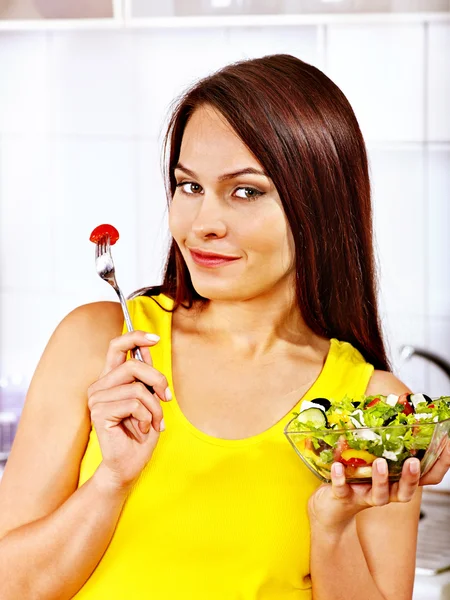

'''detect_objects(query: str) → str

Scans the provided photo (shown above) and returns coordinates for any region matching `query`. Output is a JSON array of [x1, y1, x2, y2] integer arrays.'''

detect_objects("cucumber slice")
[[296, 407, 328, 429]]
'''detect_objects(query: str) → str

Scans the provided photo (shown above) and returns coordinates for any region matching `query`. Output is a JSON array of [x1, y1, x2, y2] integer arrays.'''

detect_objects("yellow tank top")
[[74, 293, 374, 600]]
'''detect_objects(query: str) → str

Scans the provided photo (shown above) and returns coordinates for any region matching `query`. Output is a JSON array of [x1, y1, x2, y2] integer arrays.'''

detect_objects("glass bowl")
[[284, 414, 450, 484]]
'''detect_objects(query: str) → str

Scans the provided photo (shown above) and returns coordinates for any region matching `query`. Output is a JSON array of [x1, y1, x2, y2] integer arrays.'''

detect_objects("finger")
[[394, 458, 421, 502], [331, 462, 351, 500], [100, 331, 159, 377], [127, 361, 171, 404], [91, 359, 171, 404], [122, 416, 142, 439], [121, 416, 156, 440], [419, 438, 450, 486], [137, 345, 153, 366], [370, 459, 390, 506], [91, 398, 161, 435], [88, 382, 164, 432]]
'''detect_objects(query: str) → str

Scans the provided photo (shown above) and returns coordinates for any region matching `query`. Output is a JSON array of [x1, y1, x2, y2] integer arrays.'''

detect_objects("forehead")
[[178, 105, 262, 171]]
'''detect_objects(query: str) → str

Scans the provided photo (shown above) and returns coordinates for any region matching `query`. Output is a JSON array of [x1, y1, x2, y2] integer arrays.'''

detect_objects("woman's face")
[[169, 105, 295, 302]]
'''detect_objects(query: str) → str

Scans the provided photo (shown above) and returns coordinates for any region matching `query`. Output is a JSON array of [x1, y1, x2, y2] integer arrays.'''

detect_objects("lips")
[[188, 248, 240, 268]]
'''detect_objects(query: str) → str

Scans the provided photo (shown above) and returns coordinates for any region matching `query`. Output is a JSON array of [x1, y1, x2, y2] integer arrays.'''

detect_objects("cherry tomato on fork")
[[90, 224, 120, 245]]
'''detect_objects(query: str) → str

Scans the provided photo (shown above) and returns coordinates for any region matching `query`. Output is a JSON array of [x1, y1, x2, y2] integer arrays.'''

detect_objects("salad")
[[286, 393, 450, 481]]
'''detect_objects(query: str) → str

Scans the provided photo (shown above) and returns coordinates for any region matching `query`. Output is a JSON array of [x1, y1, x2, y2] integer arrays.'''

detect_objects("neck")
[[189, 282, 317, 359]]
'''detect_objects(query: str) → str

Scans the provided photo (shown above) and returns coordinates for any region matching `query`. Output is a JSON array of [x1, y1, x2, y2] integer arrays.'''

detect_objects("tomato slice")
[[333, 436, 350, 461], [367, 397, 381, 408], [89, 224, 120, 245], [397, 393, 414, 416]]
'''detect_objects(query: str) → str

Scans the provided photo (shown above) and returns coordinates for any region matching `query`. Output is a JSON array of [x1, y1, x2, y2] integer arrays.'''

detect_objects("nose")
[[191, 195, 227, 239]]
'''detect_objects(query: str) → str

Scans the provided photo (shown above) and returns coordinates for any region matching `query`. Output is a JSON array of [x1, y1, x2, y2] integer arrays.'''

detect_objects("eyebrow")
[[174, 163, 269, 182]]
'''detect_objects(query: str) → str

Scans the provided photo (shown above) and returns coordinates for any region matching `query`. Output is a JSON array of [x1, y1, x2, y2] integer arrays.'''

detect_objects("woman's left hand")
[[308, 438, 450, 531]]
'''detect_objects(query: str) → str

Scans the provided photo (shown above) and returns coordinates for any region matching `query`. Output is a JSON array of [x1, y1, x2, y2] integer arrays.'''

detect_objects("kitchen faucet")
[[400, 345, 450, 381]]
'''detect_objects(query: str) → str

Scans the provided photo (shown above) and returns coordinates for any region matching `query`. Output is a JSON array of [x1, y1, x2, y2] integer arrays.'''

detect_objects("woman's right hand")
[[87, 330, 171, 494]]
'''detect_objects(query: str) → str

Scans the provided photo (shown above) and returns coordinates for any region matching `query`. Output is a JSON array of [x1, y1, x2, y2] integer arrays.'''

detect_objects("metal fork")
[[94, 234, 154, 393]]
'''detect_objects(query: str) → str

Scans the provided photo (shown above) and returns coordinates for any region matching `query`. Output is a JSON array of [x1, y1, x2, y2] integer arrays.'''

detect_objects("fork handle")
[[114, 287, 156, 395]]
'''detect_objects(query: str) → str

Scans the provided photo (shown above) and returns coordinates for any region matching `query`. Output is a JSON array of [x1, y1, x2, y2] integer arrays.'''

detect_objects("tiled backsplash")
[[0, 24, 449, 397]]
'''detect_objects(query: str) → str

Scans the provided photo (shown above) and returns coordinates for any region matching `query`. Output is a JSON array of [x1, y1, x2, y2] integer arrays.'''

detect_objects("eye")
[[176, 182, 203, 195], [234, 187, 264, 200]]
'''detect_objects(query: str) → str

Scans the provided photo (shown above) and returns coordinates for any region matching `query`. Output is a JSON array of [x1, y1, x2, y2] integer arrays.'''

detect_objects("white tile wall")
[[0, 290, 92, 379], [428, 317, 450, 397], [427, 23, 450, 141], [326, 24, 425, 142], [0, 135, 53, 292], [0, 33, 48, 134], [47, 31, 138, 136], [226, 25, 321, 66], [381, 312, 428, 393], [0, 23, 449, 397], [368, 146, 426, 316], [427, 147, 450, 318], [135, 140, 170, 289]]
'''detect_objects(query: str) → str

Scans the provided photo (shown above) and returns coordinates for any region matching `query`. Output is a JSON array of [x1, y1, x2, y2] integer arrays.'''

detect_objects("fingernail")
[[159, 418, 166, 432], [376, 460, 388, 475], [140, 422, 150, 434], [145, 333, 160, 342], [334, 462, 344, 476], [165, 387, 173, 401], [410, 460, 420, 474]]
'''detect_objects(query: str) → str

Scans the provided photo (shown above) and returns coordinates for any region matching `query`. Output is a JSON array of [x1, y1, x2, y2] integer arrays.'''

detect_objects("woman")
[[0, 54, 448, 600]]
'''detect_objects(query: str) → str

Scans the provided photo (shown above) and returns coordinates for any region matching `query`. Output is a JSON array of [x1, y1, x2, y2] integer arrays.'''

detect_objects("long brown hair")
[[136, 54, 390, 371]]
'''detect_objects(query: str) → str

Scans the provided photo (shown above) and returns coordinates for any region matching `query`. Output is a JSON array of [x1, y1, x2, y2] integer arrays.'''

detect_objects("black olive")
[[311, 397, 331, 411], [383, 414, 398, 426], [311, 438, 332, 456], [352, 401, 360, 408], [423, 394, 433, 404]]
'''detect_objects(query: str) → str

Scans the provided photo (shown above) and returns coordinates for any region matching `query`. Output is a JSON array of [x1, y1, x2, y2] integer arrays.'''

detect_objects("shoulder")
[[365, 369, 412, 396], [59, 301, 124, 340], [65, 300, 123, 323], [48, 301, 124, 372]]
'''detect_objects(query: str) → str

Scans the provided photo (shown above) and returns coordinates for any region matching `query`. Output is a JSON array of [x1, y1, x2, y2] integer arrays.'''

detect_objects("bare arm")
[[310, 492, 421, 600], [310, 371, 422, 600], [1, 465, 130, 599], [0, 302, 127, 599]]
